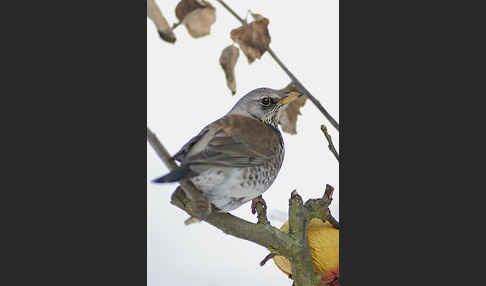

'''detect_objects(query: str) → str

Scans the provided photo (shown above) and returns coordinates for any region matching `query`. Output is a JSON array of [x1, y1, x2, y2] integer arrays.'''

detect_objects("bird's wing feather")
[[172, 128, 209, 162], [182, 114, 282, 169], [186, 135, 270, 167]]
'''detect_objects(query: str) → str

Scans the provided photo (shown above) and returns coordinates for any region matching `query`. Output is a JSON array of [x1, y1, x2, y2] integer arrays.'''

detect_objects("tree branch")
[[260, 253, 276, 266], [320, 125, 339, 163], [147, 127, 178, 170], [288, 191, 322, 286], [147, 127, 338, 286], [324, 213, 340, 230], [171, 21, 182, 31], [266, 48, 339, 132], [215, 0, 246, 23], [170, 186, 295, 255], [215, 0, 339, 132], [147, 127, 211, 219]]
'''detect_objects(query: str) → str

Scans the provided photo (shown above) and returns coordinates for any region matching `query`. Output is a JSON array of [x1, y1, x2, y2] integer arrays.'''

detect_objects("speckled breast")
[[191, 140, 284, 212]]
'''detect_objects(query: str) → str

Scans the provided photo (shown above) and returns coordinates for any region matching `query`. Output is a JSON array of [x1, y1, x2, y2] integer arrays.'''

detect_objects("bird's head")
[[229, 88, 301, 127]]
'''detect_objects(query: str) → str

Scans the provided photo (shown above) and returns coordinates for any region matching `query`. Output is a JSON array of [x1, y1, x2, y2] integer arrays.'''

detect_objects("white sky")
[[147, 1, 338, 285]]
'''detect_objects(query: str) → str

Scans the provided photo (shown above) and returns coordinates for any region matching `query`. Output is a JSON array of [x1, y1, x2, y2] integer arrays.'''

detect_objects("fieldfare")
[[153, 88, 300, 212]]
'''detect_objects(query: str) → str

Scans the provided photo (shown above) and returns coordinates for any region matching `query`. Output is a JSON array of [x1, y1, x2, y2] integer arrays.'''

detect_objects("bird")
[[153, 88, 300, 212]]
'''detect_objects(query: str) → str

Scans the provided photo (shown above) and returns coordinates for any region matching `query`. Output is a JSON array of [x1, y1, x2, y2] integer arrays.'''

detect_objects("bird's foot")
[[251, 195, 267, 215], [252, 195, 269, 225]]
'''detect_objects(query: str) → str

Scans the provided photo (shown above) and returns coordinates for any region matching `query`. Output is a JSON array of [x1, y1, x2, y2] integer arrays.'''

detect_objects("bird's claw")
[[251, 195, 267, 214]]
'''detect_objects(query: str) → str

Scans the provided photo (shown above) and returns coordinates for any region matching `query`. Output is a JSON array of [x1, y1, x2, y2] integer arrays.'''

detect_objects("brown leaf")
[[183, 7, 216, 38], [278, 83, 307, 135], [175, 0, 216, 38], [250, 13, 265, 21], [230, 16, 271, 64], [175, 0, 207, 21], [219, 45, 240, 95], [147, 0, 176, 43]]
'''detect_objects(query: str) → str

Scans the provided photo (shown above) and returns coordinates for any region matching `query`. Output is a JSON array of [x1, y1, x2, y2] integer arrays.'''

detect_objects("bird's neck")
[[262, 107, 281, 128], [228, 108, 281, 129]]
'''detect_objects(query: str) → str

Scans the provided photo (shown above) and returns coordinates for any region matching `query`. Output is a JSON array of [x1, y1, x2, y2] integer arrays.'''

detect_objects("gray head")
[[229, 88, 300, 127]]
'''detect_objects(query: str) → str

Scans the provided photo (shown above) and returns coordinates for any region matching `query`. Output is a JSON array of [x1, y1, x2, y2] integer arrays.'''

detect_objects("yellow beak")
[[277, 92, 300, 106]]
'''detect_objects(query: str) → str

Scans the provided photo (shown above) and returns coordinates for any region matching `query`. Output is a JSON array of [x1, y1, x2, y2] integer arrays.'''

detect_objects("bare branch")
[[324, 213, 340, 230], [305, 185, 339, 230], [322, 185, 339, 229], [320, 125, 340, 163], [215, 0, 339, 132], [171, 21, 182, 31], [267, 48, 339, 131], [147, 127, 178, 170], [288, 190, 307, 240], [170, 186, 295, 255], [215, 0, 246, 23], [260, 252, 276, 266], [288, 191, 323, 286], [148, 127, 337, 286], [147, 127, 211, 218]]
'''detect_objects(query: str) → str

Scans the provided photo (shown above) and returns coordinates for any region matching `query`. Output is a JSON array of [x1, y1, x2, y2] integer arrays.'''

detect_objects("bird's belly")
[[190, 161, 281, 212]]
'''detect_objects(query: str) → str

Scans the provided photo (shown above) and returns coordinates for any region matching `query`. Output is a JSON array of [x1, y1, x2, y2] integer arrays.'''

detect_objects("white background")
[[147, 1, 338, 285]]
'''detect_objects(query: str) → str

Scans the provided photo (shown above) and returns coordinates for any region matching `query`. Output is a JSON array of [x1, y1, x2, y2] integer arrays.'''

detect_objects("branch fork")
[[147, 127, 338, 286]]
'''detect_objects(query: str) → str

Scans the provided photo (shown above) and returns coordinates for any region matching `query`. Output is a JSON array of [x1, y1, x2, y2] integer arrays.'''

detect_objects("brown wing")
[[172, 127, 209, 162], [180, 114, 282, 170]]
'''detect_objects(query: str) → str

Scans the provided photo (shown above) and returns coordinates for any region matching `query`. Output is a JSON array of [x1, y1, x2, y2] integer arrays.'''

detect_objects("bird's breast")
[[190, 151, 284, 212]]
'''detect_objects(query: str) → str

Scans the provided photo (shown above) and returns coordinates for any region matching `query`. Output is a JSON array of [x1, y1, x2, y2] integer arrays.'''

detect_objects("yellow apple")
[[273, 218, 339, 285]]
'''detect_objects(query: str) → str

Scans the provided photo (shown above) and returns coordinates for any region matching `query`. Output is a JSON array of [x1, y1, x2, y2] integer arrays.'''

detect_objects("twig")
[[147, 127, 211, 219], [321, 185, 339, 229], [148, 127, 336, 286], [267, 48, 339, 131], [260, 253, 276, 266], [215, 0, 246, 23], [323, 184, 334, 201], [324, 213, 340, 230], [320, 125, 339, 163], [171, 21, 182, 31], [147, 127, 178, 170], [215, 0, 339, 132]]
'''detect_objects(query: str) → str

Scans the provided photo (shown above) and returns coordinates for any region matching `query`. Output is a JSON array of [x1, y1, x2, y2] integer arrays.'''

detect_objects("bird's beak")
[[277, 92, 300, 106]]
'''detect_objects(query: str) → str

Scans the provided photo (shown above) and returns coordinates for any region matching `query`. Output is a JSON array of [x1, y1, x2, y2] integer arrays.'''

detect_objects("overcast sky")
[[147, 1, 338, 285]]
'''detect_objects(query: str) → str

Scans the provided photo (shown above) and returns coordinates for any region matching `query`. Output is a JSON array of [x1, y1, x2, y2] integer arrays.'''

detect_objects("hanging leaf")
[[230, 15, 271, 63], [278, 83, 307, 134], [175, 0, 216, 38], [219, 45, 240, 95]]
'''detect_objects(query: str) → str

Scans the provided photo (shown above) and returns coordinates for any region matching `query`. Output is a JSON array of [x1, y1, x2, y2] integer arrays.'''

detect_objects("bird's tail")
[[152, 165, 196, 183]]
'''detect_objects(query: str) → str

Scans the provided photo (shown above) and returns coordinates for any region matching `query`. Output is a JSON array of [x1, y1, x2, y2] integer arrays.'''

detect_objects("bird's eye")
[[260, 97, 271, 106]]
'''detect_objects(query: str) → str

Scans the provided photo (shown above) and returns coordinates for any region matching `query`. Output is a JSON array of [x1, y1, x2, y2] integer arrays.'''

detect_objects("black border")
[[6, 1, 148, 285], [340, 1, 480, 285], [6, 0, 481, 285]]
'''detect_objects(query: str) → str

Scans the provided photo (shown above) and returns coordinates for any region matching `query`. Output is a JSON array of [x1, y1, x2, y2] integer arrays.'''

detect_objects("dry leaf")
[[219, 45, 240, 95], [183, 7, 216, 38], [147, 0, 176, 43], [250, 13, 265, 21], [230, 16, 271, 63], [278, 83, 307, 134], [175, 0, 216, 38], [175, 0, 207, 21]]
